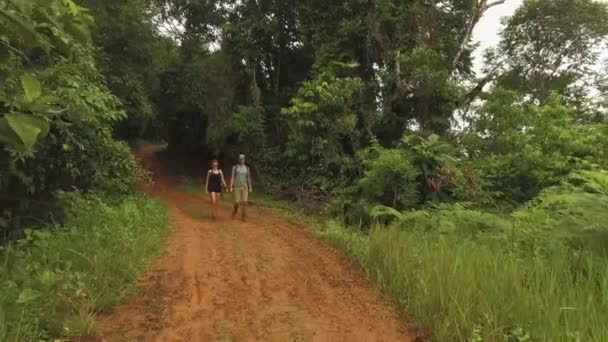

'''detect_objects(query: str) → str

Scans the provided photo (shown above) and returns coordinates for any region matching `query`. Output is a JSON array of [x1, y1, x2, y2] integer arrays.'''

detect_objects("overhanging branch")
[[450, 0, 507, 74]]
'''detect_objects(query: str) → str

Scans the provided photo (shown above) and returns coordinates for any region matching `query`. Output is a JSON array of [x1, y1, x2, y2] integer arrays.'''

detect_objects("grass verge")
[[0, 192, 170, 341], [318, 222, 608, 342]]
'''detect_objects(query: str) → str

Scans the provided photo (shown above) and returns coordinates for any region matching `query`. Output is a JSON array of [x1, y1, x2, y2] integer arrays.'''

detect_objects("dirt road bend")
[[95, 146, 411, 342]]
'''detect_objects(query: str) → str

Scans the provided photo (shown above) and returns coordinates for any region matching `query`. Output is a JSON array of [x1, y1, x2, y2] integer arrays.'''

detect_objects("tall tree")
[[487, 0, 608, 106]]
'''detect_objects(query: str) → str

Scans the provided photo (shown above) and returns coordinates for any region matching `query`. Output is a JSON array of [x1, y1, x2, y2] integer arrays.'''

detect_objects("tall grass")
[[0, 193, 170, 341], [318, 222, 608, 341]]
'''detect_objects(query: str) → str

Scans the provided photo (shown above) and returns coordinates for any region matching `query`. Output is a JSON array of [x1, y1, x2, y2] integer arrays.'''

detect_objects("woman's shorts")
[[208, 185, 222, 193]]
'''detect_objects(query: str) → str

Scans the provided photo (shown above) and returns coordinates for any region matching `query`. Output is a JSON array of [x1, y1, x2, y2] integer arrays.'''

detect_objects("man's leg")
[[232, 188, 241, 219], [241, 188, 249, 221], [232, 202, 239, 219]]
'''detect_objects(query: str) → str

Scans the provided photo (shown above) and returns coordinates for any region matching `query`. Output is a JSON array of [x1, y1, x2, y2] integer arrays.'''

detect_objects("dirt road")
[[95, 146, 411, 342]]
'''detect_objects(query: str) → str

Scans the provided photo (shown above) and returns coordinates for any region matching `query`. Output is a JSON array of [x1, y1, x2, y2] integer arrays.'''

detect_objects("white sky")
[[471, 0, 522, 74]]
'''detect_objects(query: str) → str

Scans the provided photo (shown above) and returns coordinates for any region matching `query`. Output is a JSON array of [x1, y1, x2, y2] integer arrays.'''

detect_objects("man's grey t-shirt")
[[233, 165, 249, 188]]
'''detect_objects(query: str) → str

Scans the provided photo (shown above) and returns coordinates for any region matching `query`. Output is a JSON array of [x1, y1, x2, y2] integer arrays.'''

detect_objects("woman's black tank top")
[[208, 170, 222, 192]]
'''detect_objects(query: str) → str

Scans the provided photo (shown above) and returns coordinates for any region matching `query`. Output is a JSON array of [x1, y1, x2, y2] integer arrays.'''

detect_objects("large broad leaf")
[[20, 94, 62, 114], [0, 117, 23, 149], [20, 74, 42, 103], [1, 113, 49, 151]]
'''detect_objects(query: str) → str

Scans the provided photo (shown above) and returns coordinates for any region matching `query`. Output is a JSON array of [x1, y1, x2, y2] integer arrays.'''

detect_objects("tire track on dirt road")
[[94, 145, 412, 342]]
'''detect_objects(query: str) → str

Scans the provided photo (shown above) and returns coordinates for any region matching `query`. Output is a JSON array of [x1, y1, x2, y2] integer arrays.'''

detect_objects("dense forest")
[[2, 0, 608, 340]]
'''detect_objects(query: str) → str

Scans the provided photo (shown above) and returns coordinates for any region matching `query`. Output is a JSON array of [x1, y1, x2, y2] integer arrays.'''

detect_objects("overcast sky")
[[471, 0, 522, 74]]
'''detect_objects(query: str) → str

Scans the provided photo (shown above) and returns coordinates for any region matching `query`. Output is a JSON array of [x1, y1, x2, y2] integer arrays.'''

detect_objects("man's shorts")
[[234, 187, 249, 203]]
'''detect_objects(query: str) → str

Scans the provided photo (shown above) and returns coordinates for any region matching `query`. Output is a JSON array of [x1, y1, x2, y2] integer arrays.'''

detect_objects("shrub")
[[358, 143, 420, 209], [463, 91, 608, 204], [0, 1, 145, 236]]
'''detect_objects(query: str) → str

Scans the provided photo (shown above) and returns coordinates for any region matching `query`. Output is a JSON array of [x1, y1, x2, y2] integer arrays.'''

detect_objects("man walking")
[[230, 154, 252, 221]]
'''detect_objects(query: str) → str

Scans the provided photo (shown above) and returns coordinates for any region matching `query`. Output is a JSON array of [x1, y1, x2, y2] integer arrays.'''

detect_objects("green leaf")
[[0, 117, 22, 149], [20, 74, 42, 102], [20, 94, 61, 113], [63, 0, 80, 16], [17, 288, 41, 304], [370, 205, 404, 221], [20, 103, 56, 113], [36, 95, 60, 104], [40, 269, 56, 285], [4, 113, 49, 151]]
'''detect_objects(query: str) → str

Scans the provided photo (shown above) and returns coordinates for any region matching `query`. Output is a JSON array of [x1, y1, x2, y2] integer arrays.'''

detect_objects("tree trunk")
[[450, 0, 507, 74]]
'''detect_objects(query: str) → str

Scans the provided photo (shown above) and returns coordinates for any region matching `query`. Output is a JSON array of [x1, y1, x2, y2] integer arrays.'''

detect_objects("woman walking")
[[205, 159, 227, 220]]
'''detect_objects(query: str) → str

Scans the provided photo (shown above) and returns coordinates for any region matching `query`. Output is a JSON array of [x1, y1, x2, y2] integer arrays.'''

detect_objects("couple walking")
[[205, 154, 252, 221]]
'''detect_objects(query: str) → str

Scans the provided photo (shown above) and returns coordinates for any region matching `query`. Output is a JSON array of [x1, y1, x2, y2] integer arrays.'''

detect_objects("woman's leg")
[[210, 192, 217, 219], [215, 193, 221, 218], [209, 192, 213, 217]]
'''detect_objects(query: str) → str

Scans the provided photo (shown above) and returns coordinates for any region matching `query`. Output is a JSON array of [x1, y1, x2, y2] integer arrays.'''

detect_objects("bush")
[[514, 170, 608, 255], [0, 193, 170, 341], [463, 91, 608, 204], [358, 143, 420, 209], [334, 142, 419, 227], [0, 0, 146, 237]]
